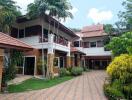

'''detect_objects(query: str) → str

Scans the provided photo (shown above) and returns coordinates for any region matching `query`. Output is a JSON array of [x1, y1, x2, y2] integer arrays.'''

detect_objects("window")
[[43, 29, 48, 42], [74, 41, 79, 47], [97, 40, 103, 47], [90, 42, 96, 47], [83, 42, 89, 48], [54, 57, 59, 67], [25, 25, 42, 37]]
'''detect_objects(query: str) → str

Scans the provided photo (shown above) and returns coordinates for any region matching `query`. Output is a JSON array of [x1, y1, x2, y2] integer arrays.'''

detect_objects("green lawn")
[[8, 76, 73, 93]]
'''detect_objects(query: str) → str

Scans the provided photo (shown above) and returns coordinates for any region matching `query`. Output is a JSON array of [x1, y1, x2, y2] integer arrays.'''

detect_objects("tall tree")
[[118, 0, 132, 32], [0, 0, 21, 33]]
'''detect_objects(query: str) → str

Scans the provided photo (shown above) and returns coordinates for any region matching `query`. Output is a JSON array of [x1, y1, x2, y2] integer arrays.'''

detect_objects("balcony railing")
[[39, 34, 68, 47], [39, 35, 48, 42]]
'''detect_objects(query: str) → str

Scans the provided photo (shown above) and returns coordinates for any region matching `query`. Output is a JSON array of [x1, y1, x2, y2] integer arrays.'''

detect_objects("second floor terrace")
[[11, 15, 78, 51]]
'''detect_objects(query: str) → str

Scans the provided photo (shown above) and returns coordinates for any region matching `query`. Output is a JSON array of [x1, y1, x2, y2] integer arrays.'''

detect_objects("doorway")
[[24, 57, 35, 75], [60, 57, 64, 68]]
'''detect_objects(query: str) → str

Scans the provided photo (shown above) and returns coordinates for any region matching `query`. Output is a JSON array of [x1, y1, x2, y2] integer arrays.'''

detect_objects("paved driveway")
[[0, 70, 107, 100]]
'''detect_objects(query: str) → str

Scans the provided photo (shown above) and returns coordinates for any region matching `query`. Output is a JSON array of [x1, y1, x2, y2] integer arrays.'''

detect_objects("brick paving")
[[0, 70, 108, 100]]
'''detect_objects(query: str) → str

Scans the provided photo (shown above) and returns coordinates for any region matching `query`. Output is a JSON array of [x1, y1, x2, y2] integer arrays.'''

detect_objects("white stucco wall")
[[84, 47, 111, 56], [19, 36, 39, 45]]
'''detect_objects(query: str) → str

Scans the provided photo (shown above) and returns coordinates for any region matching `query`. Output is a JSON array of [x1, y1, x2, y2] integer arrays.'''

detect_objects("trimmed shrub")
[[83, 67, 90, 72], [107, 54, 132, 83], [106, 54, 132, 99], [104, 83, 124, 100], [59, 68, 70, 77], [71, 67, 83, 76]]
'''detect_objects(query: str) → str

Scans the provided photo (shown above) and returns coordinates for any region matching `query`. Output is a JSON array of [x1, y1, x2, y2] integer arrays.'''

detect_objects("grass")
[[8, 76, 73, 93]]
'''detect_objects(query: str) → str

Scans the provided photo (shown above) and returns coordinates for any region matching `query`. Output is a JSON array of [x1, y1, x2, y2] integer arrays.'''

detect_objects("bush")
[[104, 83, 124, 100], [83, 67, 90, 72], [59, 68, 70, 77], [107, 54, 132, 83], [71, 67, 83, 76], [107, 54, 132, 99]]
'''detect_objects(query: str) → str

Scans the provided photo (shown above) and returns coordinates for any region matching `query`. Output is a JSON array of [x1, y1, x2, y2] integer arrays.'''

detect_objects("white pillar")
[[48, 34, 54, 54]]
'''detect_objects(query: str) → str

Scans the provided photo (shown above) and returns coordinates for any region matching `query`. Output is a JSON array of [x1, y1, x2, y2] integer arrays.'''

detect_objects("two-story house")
[[11, 15, 78, 76], [73, 24, 112, 69]]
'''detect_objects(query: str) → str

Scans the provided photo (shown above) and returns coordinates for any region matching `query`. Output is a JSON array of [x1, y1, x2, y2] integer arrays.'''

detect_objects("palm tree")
[[0, 0, 21, 33]]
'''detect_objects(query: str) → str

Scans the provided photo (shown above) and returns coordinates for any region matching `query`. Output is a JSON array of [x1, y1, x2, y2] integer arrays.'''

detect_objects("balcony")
[[39, 34, 68, 47], [19, 34, 70, 52]]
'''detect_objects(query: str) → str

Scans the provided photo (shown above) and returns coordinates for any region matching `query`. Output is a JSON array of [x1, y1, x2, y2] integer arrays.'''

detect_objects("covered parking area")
[[0, 32, 33, 91]]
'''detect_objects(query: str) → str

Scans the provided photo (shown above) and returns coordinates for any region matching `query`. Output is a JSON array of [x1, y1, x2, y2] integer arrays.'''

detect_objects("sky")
[[13, 0, 124, 28]]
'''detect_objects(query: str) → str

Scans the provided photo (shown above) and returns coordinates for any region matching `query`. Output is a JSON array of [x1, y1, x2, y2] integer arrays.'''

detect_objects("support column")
[[66, 42, 71, 68], [0, 49, 4, 91], [77, 54, 80, 67], [34, 49, 39, 76], [47, 34, 54, 78], [47, 53, 54, 77], [71, 54, 75, 67], [66, 52, 71, 68]]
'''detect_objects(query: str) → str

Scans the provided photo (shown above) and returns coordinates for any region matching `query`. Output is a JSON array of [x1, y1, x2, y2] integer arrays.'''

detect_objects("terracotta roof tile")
[[81, 24, 104, 32], [75, 24, 107, 38], [0, 32, 33, 50]]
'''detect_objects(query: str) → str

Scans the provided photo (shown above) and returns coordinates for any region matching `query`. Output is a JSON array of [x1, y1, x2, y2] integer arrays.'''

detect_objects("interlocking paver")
[[0, 70, 108, 100]]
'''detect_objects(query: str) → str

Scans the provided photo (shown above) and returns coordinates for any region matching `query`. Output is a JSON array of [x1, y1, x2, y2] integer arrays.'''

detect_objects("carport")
[[0, 32, 33, 91]]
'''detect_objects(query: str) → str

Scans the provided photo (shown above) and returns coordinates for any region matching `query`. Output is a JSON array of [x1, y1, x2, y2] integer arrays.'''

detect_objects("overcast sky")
[[13, 0, 124, 28]]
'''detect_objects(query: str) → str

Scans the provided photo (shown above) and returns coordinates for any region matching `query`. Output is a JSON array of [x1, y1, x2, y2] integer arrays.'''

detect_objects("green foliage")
[[104, 24, 115, 36], [71, 67, 83, 76], [106, 32, 132, 56], [104, 82, 125, 100], [2, 50, 23, 85], [123, 84, 132, 99], [83, 67, 90, 72], [0, 0, 21, 33], [59, 68, 71, 77], [107, 54, 132, 99], [107, 54, 132, 83], [27, 0, 73, 20], [118, 0, 132, 31]]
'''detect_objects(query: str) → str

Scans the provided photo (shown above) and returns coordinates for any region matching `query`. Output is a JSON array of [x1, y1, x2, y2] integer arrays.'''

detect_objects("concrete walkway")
[[0, 70, 108, 100]]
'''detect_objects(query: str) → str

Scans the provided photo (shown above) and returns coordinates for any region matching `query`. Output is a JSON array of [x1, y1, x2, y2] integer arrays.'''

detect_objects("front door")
[[60, 57, 64, 68], [24, 57, 35, 75]]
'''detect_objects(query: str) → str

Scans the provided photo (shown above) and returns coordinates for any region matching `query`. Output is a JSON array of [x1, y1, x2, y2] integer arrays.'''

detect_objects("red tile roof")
[[82, 24, 104, 32], [0, 32, 33, 50], [76, 24, 107, 38]]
